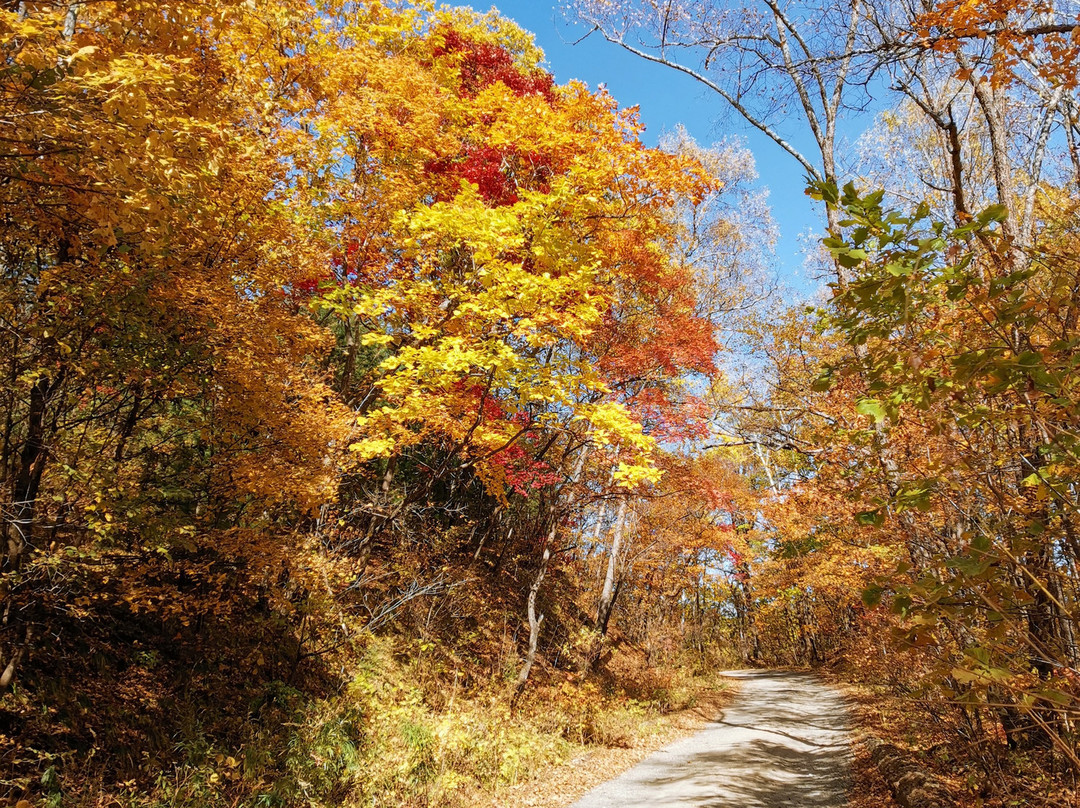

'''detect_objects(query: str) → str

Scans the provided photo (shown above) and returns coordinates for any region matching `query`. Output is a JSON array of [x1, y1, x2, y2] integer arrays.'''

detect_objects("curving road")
[[568, 670, 852, 808]]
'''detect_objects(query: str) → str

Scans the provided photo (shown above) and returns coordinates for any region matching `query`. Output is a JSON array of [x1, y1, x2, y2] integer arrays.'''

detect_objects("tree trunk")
[[6, 373, 55, 570], [514, 531, 551, 699], [595, 497, 628, 637], [340, 315, 359, 401], [513, 446, 588, 697], [1, 368, 60, 692]]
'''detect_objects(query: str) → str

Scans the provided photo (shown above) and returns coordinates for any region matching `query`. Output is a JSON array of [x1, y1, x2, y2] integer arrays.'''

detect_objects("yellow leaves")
[[349, 436, 397, 461], [574, 402, 660, 488], [315, 12, 707, 494], [578, 402, 642, 447], [405, 184, 525, 258], [0, 1, 362, 511], [613, 462, 664, 488], [66, 44, 99, 68], [430, 4, 548, 70], [360, 331, 396, 347], [10, 0, 700, 506]]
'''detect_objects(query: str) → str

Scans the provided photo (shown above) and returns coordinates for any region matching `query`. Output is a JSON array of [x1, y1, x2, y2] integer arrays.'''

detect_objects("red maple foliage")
[[433, 28, 556, 102]]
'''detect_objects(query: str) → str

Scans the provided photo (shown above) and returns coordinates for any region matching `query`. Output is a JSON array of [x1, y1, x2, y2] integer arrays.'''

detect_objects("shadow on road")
[[569, 670, 851, 808]]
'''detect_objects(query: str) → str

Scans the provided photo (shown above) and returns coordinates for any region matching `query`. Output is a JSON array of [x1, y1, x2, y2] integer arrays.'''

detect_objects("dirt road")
[[567, 670, 852, 808]]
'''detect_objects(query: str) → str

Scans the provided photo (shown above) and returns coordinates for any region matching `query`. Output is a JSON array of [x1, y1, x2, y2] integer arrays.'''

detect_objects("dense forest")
[[1, 1, 1079, 806]]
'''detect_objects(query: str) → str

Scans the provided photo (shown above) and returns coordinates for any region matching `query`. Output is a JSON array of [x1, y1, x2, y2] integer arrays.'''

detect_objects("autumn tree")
[[812, 181, 1080, 761], [573, 2, 1080, 794], [271, 4, 746, 703], [0, 0, 359, 691]]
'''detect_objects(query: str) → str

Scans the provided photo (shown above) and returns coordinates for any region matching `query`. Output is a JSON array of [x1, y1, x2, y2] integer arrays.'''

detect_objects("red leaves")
[[454, 380, 511, 422], [426, 144, 555, 207], [293, 239, 363, 298], [449, 381, 557, 496], [596, 273, 718, 441], [726, 546, 749, 583], [293, 276, 324, 297], [433, 29, 555, 102], [490, 443, 561, 496], [428, 145, 519, 206], [457, 146, 518, 205]]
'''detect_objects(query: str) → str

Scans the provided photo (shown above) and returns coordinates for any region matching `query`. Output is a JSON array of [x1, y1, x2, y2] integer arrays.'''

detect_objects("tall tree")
[[571, 0, 873, 241]]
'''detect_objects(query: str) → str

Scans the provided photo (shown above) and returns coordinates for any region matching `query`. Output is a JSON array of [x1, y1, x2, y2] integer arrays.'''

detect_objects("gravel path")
[[567, 670, 852, 808]]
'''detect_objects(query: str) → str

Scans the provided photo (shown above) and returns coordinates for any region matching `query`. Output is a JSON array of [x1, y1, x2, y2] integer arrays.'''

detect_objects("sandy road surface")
[[567, 670, 851, 808]]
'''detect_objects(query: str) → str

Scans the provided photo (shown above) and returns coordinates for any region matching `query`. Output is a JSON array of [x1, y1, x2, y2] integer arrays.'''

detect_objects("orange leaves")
[[0, 0, 356, 515], [913, 0, 1080, 86]]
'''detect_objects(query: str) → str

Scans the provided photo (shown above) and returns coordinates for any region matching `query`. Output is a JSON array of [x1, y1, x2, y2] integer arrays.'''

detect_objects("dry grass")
[[484, 680, 739, 808]]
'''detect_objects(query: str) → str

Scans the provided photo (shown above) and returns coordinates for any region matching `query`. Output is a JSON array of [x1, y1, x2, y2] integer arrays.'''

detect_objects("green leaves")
[[895, 481, 934, 512], [836, 247, 868, 269], [862, 583, 884, 608], [855, 397, 886, 424], [855, 509, 885, 526], [811, 366, 834, 392]]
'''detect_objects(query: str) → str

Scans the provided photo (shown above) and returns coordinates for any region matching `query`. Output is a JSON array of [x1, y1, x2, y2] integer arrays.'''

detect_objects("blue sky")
[[486, 1, 829, 294]]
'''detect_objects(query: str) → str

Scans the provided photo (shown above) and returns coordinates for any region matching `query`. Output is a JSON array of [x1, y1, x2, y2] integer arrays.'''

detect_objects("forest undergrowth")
[[1, 527, 735, 808]]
